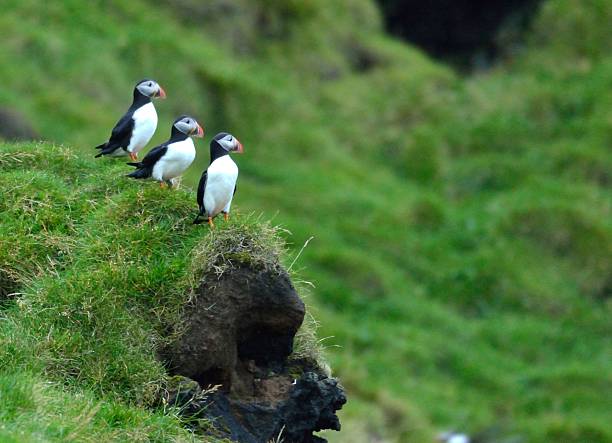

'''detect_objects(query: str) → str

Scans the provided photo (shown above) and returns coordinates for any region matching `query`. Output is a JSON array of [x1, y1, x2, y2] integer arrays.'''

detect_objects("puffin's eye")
[[148, 82, 152, 87]]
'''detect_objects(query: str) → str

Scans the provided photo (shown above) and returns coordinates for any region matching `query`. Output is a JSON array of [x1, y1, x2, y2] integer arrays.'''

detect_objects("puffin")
[[126, 115, 204, 187], [94, 79, 166, 160], [193, 132, 244, 227]]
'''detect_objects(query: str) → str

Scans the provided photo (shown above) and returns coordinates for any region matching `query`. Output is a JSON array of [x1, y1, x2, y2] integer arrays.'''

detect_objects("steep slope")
[[1, 142, 337, 441], [1, 0, 611, 441]]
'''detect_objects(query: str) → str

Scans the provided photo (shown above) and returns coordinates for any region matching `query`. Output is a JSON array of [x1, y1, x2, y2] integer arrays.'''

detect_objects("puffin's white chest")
[[204, 155, 239, 217], [128, 103, 157, 154], [152, 138, 196, 181]]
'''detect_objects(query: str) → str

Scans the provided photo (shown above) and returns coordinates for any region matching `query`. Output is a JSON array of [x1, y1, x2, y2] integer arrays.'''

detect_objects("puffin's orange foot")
[[159, 181, 166, 189], [129, 152, 138, 161], [207, 217, 215, 228], [223, 213, 229, 221]]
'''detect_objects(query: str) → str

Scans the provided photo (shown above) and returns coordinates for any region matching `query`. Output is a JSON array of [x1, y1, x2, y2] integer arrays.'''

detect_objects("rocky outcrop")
[[163, 372, 346, 443], [164, 265, 306, 390], [271, 372, 346, 442], [161, 264, 346, 442]]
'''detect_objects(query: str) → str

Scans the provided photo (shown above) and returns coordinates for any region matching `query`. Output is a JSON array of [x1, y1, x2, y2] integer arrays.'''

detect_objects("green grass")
[[1, 143, 314, 442], [1, 0, 612, 441], [0, 372, 195, 443]]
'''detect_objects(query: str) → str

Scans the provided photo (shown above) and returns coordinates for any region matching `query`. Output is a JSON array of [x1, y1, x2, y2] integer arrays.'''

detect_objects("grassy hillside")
[[1, 0, 611, 442], [0, 143, 197, 441], [1, 142, 315, 442]]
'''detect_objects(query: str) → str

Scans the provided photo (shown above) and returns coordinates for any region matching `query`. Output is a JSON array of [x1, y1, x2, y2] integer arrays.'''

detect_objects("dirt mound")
[[161, 264, 346, 442]]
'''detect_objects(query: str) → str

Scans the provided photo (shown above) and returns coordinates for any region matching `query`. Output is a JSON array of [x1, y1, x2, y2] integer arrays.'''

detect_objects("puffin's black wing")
[[95, 112, 134, 157], [109, 112, 135, 146], [193, 170, 208, 224], [126, 144, 167, 179], [137, 144, 168, 168], [197, 170, 207, 212]]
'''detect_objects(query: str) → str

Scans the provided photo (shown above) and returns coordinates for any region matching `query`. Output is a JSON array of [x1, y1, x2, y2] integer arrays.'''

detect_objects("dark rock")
[[169, 372, 346, 443], [0, 108, 39, 140], [201, 393, 278, 442], [273, 372, 347, 442]]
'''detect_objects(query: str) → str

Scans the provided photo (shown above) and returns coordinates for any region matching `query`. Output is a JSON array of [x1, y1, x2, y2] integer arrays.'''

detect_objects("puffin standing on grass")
[[193, 132, 244, 227], [126, 115, 204, 187], [94, 79, 166, 160]]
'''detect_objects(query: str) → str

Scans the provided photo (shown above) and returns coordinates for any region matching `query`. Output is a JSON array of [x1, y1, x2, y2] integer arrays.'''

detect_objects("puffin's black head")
[[135, 79, 166, 99], [212, 132, 244, 154], [173, 115, 204, 138]]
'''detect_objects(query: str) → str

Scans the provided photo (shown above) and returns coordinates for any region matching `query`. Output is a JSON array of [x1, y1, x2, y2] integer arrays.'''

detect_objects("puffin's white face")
[[136, 79, 166, 99], [216, 133, 244, 153], [174, 116, 204, 138]]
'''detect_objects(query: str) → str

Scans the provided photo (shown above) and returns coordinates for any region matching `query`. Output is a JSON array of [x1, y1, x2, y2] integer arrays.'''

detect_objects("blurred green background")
[[0, 0, 611, 441]]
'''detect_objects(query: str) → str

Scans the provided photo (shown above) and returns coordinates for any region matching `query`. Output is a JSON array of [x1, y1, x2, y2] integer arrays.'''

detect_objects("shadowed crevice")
[[377, 0, 544, 67], [0, 269, 19, 306]]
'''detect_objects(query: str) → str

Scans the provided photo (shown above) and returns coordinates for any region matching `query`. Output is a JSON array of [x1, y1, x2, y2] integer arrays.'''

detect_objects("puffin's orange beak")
[[156, 87, 167, 99], [195, 124, 204, 138], [235, 139, 244, 153]]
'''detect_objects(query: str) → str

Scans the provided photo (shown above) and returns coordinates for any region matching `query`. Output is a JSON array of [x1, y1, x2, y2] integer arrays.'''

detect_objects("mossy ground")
[[1, 0, 612, 441]]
